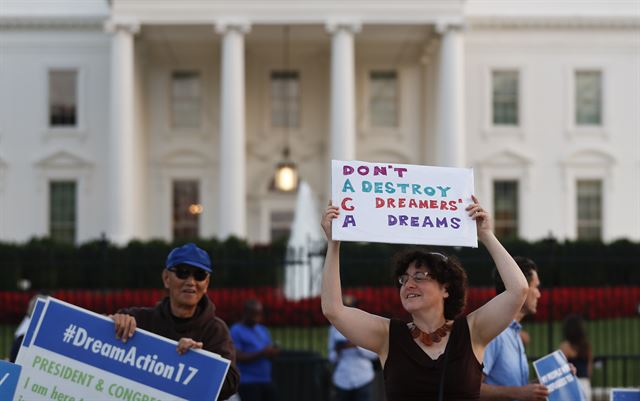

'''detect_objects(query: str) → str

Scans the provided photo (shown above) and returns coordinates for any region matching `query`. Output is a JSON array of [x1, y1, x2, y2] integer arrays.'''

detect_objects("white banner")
[[331, 160, 477, 247]]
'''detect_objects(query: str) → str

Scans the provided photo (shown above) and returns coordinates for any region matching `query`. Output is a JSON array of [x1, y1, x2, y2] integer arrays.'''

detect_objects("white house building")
[[1, 0, 638, 245]]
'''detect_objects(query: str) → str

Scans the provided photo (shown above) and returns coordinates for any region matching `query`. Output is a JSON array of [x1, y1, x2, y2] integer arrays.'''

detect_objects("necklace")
[[409, 321, 453, 347]]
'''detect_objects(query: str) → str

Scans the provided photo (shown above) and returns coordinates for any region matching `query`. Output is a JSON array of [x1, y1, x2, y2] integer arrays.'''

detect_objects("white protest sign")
[[331, 160, 477, 247], [14, 297, 230, 401]]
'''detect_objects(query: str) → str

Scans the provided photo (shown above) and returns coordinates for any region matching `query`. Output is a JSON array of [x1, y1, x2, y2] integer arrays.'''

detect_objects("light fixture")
[[272, 26, 299, 192], [274, 148, 298, 192]]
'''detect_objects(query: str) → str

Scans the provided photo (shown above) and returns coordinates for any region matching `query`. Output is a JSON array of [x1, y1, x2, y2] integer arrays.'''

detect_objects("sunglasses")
[[169, 266, 209, 281], [398, 271, 432, 286]]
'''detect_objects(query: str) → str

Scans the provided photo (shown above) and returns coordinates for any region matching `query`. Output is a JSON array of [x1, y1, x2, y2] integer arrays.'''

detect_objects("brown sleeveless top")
[[384, 316, 482, 401]]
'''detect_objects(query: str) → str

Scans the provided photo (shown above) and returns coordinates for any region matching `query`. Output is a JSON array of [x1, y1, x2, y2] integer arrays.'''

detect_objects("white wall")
[[0, 29, 111, 243], [1, 1, 638, 244], [466, 27, 640, 241]]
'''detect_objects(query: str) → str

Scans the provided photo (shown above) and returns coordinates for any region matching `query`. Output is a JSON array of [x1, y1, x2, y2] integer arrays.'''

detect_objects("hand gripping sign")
[[14, 297, 230, 401], [331, 160, 477, 247], [533, 350, 585, 401]]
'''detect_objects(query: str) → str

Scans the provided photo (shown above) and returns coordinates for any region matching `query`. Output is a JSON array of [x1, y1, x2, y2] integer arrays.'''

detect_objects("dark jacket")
[[120, 295, 239, 400]]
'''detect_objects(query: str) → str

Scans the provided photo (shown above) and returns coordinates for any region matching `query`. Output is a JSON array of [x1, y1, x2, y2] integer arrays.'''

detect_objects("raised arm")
[[466, 196, 529, 348], [320, 204, 389, 356]]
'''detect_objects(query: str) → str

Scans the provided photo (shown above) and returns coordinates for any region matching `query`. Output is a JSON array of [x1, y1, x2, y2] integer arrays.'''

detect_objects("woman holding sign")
[[321, 196, 529, 401]]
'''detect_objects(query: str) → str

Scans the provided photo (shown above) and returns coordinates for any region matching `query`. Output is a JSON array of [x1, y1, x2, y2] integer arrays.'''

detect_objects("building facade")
[[1, 0, 639, 244]]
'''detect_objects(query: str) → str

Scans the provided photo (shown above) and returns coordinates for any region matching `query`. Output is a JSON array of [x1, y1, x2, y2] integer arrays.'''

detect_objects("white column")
[[216, 22, 250, 240], [105, 21, 139, 244], [436, 23, 466, 167], [326, 22, 360, 162]]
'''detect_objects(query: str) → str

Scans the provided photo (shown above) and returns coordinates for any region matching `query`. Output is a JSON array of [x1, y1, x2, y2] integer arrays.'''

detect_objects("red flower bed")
[[1, 286, 638, 326]]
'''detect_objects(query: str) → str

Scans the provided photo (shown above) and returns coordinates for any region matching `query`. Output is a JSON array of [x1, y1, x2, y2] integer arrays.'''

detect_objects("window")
[[493, 180, 519, 239], [271, 71, 300, 128], [49, 69, 77, 127], [492, 70, 519, 125], [49, 181, 76, 243], [576, 180, 602, 240], [270, 211, 294, 242], [575, 71, 602, 125], [369, 70, 398, 127], [172, 180, 200, 240], [171, 71, 202, 129]]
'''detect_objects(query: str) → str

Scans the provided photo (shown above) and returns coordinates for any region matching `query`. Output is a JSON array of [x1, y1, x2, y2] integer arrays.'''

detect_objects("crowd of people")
[[10, 196, 595, 401]]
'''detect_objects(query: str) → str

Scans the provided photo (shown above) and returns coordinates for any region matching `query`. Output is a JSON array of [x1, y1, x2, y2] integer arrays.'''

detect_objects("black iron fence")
[[1, 239, 639, 399]]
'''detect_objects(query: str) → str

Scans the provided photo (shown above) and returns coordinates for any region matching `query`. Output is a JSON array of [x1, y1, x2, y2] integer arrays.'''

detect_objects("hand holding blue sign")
[[14, 297, 231, 401], [533, 350, 585, 401]]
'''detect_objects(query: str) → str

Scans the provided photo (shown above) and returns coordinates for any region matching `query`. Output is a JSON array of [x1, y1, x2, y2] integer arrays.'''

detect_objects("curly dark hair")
[[393, 249, 468, 320]]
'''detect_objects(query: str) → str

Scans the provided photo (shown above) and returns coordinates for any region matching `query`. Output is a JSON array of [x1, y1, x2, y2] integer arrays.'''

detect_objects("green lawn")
[[3, 318, 638, 386]]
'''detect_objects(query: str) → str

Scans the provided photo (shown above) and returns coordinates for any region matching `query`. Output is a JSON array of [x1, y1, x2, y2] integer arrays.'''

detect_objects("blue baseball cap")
[[166, 243, 212, 273]]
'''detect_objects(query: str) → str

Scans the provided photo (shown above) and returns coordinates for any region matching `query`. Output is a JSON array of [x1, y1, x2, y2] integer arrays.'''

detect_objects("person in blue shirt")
[[480, 257, 548, 401], [230, 299, 279, 401], [328, 295, 378, 401]]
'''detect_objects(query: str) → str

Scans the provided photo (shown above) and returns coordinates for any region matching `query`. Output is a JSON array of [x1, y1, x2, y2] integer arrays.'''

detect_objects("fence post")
[[544, 234, 557, 354]]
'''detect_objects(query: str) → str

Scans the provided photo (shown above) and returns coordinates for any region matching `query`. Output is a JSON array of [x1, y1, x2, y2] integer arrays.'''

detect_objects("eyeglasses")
[[169, 266, 209, 281], [398, 271, 432, 286]]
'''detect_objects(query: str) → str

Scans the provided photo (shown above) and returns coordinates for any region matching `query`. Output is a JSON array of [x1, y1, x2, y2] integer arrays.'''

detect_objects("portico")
[[104, 3, 467, 244]]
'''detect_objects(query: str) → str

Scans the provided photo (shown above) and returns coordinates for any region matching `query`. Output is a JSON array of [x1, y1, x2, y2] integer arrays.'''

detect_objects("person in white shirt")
[[328, 295, 378, 401]]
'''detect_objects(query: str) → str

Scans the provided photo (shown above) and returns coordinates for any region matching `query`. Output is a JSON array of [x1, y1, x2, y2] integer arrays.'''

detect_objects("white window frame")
[[360, 66, 403, 137], [482, 65, 526, 139], [476, 149, 532, 239], [171, 178, 202, 241], [49, 180, 78, 243], [262, 67, 303, 142], [565, 65, 608, 139], [154, 150, 214, 241], [367, 69, 401, 129], [561, 150, 613, 241], [34, 151, 93, 244], [270, 70, 301, 129], [44, 64, 86, 138], [493, 179, 520, 239], [169, 69, 204, 131], [575, 179, 604, 241]]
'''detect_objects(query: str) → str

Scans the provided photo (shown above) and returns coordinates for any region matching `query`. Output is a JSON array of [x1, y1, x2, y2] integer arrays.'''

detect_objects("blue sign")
[[20, 297, 46, 349], [612, 389, 640, 401], [533, 350, 584, 401], [0, 360, 21, 401], [14, 297, 231, 401]]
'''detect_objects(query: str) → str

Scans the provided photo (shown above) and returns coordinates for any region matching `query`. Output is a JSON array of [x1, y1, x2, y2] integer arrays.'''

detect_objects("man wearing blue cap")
[[111, 243, 239, 400]]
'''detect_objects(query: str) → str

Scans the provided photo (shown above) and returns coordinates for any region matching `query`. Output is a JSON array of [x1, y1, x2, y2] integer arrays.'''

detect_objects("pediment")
[[477, 149, 532, 167], [34, 150, 92, 169], [563, 149, 615, 167], [161, 150, 211, 167], [367, 150, 410, 165]]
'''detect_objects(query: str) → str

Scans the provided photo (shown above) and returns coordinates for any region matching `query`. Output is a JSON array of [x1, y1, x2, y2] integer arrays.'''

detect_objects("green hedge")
[[1, 237, 638, 290]]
